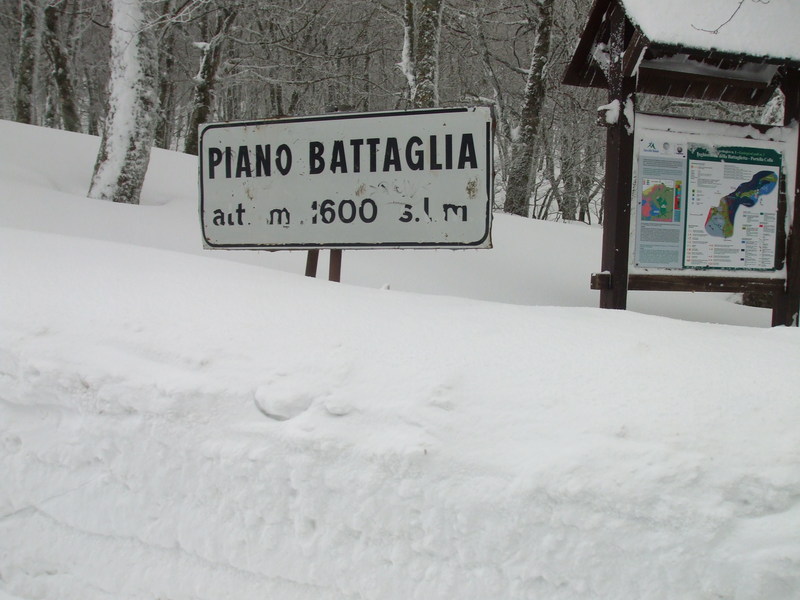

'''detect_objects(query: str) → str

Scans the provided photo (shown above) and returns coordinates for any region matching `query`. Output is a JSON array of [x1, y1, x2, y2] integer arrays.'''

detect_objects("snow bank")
[[1, 121, 799, 599]]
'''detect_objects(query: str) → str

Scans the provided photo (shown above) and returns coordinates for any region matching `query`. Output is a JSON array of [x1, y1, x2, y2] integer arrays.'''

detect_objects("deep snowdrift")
[[1, 121, 799, 599]]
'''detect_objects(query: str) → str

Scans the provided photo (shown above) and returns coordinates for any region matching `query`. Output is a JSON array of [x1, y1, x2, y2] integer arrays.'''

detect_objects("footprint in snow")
[[253, 388, 314, 421], [253, 388, 353, 420]]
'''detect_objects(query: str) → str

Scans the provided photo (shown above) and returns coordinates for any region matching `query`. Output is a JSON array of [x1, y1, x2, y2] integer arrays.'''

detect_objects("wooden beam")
[[599, 3, 635, 310], [329, 249, 342, 283], [628, 275, 784, 293], [305, 250, 319, 277], [637, 66, 773, 91], [775, 69, 800, 326], [637, 65, 776, 105], [590, 272, 611, 290], [622, 30, 648, 79], [562, 0, 614, 87], [591, 274, 784, 293]]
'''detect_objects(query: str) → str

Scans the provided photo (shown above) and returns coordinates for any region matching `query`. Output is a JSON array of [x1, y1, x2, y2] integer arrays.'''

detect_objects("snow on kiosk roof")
[[564, 0, 800, 105], [622, 0, 800, 62]]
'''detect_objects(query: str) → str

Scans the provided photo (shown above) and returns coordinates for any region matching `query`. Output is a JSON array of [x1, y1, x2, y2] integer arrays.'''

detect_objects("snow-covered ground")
[[1, 120, 798, 599]]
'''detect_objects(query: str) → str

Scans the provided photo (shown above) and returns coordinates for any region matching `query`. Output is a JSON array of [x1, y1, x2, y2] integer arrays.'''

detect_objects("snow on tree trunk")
[[184, 7, 237, 156], [155, 26, 177, 149], [13, 0, 37, 125], [503, 0, 554, 217], [43, 2, 81, 133], [399, 0, 416, 97], [474, 6, 511, 188], [88, 0, 158, 205], [43, 82, 57, 128], [559, 138, 579, 222], [412, 0, 444, 108]]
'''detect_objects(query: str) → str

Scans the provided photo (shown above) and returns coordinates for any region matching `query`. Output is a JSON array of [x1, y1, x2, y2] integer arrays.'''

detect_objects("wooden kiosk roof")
[[564, 0, 800, 106]]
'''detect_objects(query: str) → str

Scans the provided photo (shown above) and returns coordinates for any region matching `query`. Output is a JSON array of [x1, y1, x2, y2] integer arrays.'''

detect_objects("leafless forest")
[[1, 0, 765, 218]]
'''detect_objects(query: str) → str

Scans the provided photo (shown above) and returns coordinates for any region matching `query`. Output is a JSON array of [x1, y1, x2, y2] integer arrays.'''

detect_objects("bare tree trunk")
[[13, 0, 37, 124], [503, 0, 554, 217], [542, 146, 563, 220], [88, 0, 158, 205], [399, 0, 443, 108], [577, 143, 598, 223], [43, 81, 57, 127], [474, 6, 510, 185], [557, 135, 578, 221], [42, 1, 81, 132], [399, 0, 416, 103], [84, 66, 101, 136], [362, 51, 371, 112], [412, 0, 443, 108], [184, 6, 237, 155], [155, 4, 177, 150]]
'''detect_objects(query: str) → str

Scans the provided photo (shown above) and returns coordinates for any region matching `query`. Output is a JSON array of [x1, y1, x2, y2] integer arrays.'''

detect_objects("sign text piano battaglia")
[[199, 107, 494, 249]]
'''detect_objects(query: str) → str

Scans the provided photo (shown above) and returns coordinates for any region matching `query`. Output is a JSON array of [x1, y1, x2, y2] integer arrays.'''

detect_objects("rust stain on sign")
[[466, 178, 478, 199]]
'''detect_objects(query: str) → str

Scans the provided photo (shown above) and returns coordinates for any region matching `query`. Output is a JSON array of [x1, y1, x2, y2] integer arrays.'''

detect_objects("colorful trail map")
[[685, 144, 781, 270], [704, 170, 778, 238], [641, 178, 681, 222]]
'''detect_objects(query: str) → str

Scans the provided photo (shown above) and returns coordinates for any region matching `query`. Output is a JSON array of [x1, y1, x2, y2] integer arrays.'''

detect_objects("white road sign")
[[199, 107, 494, 249]]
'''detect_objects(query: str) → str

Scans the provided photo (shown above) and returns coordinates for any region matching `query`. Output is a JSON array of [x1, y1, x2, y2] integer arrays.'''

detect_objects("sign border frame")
[[199, 107, 494, 250]]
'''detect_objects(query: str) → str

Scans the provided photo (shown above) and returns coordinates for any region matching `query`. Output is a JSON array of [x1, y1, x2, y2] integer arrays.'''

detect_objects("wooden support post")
[[599, 4, 635, 310], [305, 249, 342, 282], [774, 69, 800, 326], [305, 250, 319, 278], [328, 249, 342, 282]]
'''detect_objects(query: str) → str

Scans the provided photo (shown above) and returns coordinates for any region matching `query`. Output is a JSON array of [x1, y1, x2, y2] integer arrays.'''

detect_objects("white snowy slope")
[[0, 120, 771, 327], [1, 121, 799, 599]]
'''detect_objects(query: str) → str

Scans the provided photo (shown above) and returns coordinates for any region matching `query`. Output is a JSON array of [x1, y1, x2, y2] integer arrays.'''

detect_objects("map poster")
[[684, 144, 781, 270], [633, 135, 688, 268]]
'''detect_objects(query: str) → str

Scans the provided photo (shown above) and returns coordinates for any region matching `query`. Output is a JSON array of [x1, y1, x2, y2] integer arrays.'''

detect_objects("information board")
[[684, 144, 780, 269], [631, 115, 788, 274], [199, 107, 493, 249]]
